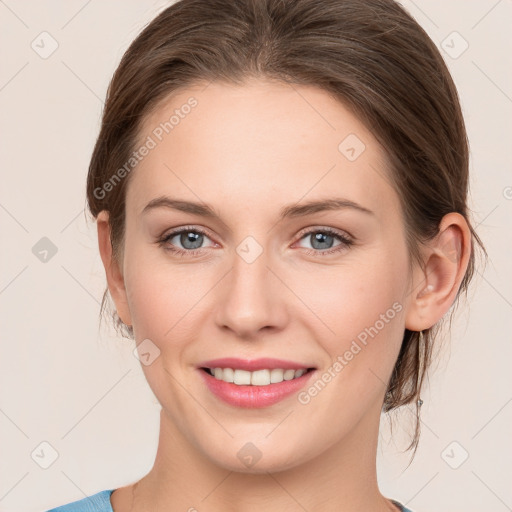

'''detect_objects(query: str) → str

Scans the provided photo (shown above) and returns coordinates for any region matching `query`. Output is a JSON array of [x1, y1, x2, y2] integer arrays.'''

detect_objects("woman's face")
[[112, 79, 418, 472]]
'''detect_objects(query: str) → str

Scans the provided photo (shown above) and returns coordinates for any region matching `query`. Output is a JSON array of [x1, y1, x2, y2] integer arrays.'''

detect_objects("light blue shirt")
[[45, 489, 414, 511], [45, 490, 114, 512]]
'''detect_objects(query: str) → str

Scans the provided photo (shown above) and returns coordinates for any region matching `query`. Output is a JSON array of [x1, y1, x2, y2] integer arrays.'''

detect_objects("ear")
[[97, 210, 132, 326], [405, 212, 472, 332]]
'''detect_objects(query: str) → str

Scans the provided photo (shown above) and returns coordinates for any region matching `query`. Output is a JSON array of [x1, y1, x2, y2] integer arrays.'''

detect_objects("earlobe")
[[405, 212, 471, 332], [96, 211, 132, 326]]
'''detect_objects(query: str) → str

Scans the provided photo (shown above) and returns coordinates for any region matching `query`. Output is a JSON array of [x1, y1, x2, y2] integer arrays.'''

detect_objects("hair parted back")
[[86, 0, 487, 454]]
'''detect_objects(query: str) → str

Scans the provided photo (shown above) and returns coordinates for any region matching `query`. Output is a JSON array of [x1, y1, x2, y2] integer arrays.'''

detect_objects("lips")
[[196, 357, 317, 408], [198, 357, 314, 371], [198, 365, 316, 408]]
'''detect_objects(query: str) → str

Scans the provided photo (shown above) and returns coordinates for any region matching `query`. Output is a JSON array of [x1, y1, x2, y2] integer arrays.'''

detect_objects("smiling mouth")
[[200, 367, 316, 386]]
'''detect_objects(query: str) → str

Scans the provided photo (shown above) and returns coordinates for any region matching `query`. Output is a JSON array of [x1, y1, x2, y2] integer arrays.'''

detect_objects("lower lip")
[[198, 368, 316, 408]]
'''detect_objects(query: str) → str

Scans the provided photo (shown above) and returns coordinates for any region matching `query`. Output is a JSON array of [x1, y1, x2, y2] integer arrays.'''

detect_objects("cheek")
[[124, 266, 185, 340], [292, 251, 407, 383], [124, 229, 408, 358], [123, 245, 216, 344], [294, 256, 404, 337], [295, 271, 405, 427]]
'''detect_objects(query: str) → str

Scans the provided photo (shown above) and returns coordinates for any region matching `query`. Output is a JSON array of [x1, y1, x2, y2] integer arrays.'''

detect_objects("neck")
[[113, 404, 399, 512]]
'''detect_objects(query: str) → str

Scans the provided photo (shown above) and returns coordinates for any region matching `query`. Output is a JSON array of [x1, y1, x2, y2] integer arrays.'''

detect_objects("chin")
[[202, 439, 312, 475]]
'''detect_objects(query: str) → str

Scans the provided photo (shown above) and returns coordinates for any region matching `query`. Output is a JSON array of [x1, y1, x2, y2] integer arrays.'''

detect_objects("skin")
[[97, 78, 471, 512]]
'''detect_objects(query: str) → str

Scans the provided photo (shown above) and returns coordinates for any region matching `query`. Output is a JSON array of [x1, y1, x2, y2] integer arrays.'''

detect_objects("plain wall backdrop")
[[0, 1, 511, 511]]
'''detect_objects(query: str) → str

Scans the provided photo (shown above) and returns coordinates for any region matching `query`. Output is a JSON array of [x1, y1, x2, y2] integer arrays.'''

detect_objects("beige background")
[[0, 1, 511, 511]]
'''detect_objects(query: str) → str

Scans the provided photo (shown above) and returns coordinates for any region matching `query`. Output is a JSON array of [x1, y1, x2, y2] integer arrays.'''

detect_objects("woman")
[[47, 0, 485, 510]]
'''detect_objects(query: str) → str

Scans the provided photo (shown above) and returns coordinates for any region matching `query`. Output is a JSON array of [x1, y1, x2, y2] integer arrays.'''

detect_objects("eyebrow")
[[141, 196, 374, 220]]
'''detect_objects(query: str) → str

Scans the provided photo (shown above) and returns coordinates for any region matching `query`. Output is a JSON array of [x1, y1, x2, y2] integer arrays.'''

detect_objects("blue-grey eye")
[[309, 232, 336, 250], [174, 230, 204, 250]]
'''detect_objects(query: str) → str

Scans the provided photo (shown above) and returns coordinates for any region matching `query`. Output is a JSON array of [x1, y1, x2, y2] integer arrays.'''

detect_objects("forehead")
[[129, 79, 400, 221]]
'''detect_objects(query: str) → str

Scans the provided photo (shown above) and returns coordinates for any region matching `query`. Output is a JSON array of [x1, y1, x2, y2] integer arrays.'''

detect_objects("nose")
[[214, 243, 289, 339]]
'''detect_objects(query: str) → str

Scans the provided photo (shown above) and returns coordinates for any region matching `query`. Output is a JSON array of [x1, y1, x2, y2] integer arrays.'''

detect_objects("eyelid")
[[159, 225, 352, 243], [158, 224, 355, 257], [159, 225, 217, 245], [293, 226, 354, 254], [295, 225, 354, 241]]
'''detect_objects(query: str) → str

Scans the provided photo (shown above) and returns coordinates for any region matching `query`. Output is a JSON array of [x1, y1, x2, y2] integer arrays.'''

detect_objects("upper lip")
[[198, 358, 315, 371]]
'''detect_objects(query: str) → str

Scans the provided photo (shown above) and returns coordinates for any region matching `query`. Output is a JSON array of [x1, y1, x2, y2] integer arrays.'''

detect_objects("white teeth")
[[220, 367, 234, 382], [251, 369, 270, 386], [208, 367, 309, 386], [234, 369, 252, 385]]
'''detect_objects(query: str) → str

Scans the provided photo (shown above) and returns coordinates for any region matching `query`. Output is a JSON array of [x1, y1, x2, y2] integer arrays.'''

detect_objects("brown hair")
[[86, 0, 487, 454]]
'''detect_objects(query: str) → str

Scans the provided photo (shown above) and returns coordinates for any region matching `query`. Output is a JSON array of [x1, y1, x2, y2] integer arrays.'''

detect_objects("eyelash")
[[157, 225, 354, 258]]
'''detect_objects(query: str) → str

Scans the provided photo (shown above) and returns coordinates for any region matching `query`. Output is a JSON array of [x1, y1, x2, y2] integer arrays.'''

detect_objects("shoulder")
[[44, 489, 115, 512]]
